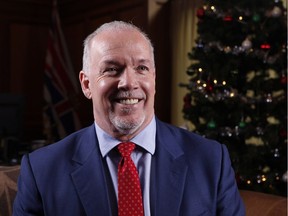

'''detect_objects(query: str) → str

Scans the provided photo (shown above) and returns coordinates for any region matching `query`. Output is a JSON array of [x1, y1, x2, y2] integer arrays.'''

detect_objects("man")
[[13, 21, 245, 215]]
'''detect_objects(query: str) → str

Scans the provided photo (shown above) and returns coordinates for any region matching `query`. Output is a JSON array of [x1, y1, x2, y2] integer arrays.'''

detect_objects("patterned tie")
[[117, 142, 144, 216]]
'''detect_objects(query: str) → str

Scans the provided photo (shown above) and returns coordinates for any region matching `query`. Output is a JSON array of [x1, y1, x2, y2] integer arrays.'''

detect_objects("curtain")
[[170, 0, 203, 127]]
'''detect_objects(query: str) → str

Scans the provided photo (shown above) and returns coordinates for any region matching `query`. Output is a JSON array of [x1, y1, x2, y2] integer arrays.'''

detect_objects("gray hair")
[[82, 21, 155, 73]]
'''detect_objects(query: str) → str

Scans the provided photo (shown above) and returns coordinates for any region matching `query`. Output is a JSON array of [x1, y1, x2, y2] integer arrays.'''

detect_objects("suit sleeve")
[[217, 145, 245, 216], [12, 154, 44, 216]]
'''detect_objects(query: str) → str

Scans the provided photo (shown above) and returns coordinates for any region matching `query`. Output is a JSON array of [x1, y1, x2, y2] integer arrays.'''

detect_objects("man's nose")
[[118, 69, 138, 90]]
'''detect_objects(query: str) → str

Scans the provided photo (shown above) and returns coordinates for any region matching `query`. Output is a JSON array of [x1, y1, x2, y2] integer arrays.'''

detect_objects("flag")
[[43, 1, 81, 141]]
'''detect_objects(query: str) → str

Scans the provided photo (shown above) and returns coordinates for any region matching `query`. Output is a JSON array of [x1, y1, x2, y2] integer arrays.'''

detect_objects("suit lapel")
[[70, 125, 112, 216], [151, 120, 188, 216]]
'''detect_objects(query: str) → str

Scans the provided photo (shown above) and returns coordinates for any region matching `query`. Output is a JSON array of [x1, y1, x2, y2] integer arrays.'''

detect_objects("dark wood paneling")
[[0, 22, 10, 92], [58, 0, 145, 24], [0, 0, 52, 24], [9, 23, 48, 139]]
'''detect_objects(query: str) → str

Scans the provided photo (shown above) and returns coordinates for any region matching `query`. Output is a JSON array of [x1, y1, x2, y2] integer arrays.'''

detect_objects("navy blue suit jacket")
[[13, 119, 245, 215]]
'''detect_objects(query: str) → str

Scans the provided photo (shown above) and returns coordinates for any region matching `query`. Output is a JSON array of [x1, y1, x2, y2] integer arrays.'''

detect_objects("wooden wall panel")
[[0, 0, 51, 24], [0, 0, 51, 141], [0, 22, 10, 92], [9, 23, 49, 140]]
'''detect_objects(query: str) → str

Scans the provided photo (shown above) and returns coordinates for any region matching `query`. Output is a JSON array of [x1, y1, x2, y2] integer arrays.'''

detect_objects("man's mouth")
[[119, 99, 140, 105]]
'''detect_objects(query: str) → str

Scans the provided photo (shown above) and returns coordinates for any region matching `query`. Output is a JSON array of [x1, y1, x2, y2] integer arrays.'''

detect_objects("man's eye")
[[107, 68, 117, 72], [104, 68, 119, 74], [137, 65, 149, 71]]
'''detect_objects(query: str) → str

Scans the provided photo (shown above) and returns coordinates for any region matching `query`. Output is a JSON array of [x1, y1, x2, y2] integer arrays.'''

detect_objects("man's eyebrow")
[[138, 59, 152, 64], [102, 59, 152, 65], [101, 59, 122, 66]]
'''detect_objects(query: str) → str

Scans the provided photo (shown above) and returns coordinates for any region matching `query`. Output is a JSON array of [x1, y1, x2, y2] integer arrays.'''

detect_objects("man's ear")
[[79, 71, 92, 99]]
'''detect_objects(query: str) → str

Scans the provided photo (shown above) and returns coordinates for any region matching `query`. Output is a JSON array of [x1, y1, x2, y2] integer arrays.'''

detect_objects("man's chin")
[[110, 116, 145, 136]]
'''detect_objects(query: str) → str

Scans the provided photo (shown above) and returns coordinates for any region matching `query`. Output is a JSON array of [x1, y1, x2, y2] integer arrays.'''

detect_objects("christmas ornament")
[[242, 38, 252, 50], [223, 15, 233, 21], [245, 116, 252, 123], [246, 71, 256, 82], [267, 116, 280, 124], [280, 73, 287, 84], [207, 119, 216, 129], [265, 69, 279, 79], [252, 13, 261, 22], [205, 80, 213, 93], [238, 121, 246, 128], [199, 117, 206, 125], [245, 136, 264, 146], [197, 8, 205, 19], [272, 90, 285, 98], [260, 43, 271, 50], [263, 166, 271, 174], [271, 6, 282, 17], [224, 46, 232, 53]]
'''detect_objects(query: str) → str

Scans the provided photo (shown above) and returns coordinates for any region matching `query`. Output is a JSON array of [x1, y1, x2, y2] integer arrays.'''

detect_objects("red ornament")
[[197, 8, 205, 19], [205, 81, 213, 92], [280, 129, 287, 138], [280, 74, 287, 84], [183, 94, 192, 110], [183, 94, 191, 103], [223, 15, 233, 21], [260, 43, 271, 49]]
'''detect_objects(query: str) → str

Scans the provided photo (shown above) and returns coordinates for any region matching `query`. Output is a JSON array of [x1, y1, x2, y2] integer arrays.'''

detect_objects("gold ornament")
[[245, 136, 264, 146]]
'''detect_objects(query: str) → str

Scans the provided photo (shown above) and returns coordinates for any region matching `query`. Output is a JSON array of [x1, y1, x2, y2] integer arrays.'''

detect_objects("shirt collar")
[[95, 117, 156, 157]]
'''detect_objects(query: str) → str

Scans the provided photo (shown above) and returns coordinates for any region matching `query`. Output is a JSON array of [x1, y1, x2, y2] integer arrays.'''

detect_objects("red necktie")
[[117, 142, 144, 216]]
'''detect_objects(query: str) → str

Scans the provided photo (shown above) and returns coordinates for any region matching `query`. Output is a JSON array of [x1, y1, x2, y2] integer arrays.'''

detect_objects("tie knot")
[[118, 142, 135, 157]]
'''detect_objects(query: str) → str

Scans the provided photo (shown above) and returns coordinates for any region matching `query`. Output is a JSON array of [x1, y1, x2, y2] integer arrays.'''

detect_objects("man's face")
[[80, 29, 156, 140]]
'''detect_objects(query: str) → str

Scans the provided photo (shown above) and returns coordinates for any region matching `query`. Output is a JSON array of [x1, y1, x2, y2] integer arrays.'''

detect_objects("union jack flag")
[[43, 1, 81, 141]]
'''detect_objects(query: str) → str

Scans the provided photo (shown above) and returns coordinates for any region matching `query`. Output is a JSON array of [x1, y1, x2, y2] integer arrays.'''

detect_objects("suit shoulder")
[[28, 125, 95, 165], [157, 119, 221, 149]]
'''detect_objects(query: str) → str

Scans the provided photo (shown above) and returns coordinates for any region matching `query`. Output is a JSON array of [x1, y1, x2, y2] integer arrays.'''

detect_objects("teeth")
[[119, 99, 139, 105]]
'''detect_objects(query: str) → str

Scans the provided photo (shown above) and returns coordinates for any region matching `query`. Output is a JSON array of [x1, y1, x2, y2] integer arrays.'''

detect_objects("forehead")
[[91, 29, 152, 59]]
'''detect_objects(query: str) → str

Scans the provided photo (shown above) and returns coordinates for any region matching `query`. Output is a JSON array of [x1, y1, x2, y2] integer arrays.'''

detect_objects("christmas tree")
[[181, 0, 287, 196]]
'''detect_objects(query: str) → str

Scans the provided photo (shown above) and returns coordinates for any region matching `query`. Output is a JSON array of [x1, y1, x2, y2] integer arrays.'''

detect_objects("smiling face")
[[79, 27, 156, 141]]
